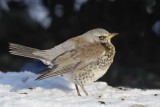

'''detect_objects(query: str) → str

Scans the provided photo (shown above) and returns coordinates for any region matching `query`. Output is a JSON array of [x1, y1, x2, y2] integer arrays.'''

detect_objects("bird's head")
[[83, 28, 118, 43]]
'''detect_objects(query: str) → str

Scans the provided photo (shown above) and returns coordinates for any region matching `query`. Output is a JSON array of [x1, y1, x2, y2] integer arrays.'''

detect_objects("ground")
[[0, 71, 160, 107]]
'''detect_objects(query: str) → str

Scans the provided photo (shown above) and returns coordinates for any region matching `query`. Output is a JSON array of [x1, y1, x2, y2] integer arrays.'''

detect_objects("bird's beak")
[[106, 33, 118, 40]]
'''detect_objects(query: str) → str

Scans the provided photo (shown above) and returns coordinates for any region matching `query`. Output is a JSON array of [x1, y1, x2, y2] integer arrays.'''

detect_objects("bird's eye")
[[99, 35, 105, 40]]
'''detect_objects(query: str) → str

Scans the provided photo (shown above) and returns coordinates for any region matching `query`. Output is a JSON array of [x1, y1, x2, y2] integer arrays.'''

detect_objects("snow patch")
[[0, 71, 160, 107]]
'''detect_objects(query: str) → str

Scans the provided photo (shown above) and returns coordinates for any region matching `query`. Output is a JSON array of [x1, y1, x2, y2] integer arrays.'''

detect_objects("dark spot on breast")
[[86, 75, 89, 78], [92, 74, 94, 77]]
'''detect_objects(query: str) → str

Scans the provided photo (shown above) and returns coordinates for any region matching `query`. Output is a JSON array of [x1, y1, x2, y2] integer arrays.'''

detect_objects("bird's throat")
[[100, 42, 115, 56]]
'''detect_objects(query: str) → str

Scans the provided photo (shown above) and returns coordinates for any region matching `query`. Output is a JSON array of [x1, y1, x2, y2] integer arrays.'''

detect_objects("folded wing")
[[35, 43, 106, 80]]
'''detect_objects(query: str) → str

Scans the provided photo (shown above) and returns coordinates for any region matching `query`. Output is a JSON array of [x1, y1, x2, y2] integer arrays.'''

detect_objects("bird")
[[9, 28, 117, 96]]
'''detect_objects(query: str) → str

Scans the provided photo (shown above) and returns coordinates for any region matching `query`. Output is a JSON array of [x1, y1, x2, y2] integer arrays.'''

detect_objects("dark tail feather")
[[35, 68, 53, 80], [35, 63, 79, 81], [9, 43, 43, 60], [35, 67, 71, 81]]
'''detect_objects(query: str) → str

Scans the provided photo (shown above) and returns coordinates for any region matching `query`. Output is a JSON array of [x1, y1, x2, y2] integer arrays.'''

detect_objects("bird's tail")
[[9, 43, 44, 60]]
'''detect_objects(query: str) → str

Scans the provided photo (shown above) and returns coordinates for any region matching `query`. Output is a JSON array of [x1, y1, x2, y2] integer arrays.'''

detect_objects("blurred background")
[[0, 0, 160, 89]]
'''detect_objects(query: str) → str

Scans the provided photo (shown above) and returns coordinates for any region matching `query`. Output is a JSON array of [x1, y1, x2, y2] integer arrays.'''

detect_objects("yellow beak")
[[106, 33, 118, 40]]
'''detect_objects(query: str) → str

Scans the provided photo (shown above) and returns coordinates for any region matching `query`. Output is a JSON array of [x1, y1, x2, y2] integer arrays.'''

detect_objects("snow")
[[0, 71, 160, 107]]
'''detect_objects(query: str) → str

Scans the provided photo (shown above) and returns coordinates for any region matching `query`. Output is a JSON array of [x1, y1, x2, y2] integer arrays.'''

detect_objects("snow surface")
[[0, 71, 160, 107]]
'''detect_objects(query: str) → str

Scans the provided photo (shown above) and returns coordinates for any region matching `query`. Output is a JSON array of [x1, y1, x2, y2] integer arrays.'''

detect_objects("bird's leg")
[[79, 84, 88, 96], [75, 84, 81, 96]]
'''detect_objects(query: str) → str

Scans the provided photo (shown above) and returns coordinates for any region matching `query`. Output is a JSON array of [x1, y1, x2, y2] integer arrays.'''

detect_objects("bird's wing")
[[35, 42, 106, 80], [32, 39, 76, 66], [9, 36, 88, 67], [32, 36, 87, 66]]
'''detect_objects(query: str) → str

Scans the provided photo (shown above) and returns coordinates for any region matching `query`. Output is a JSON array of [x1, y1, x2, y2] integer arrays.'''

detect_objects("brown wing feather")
[[35, 62, 82, 80], [35, 43, 105, 80]]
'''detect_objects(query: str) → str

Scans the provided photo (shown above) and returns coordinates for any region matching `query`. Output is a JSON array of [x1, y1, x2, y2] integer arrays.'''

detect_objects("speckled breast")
[[64, 43, 115, 85], [64, 53, 114, 85]]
